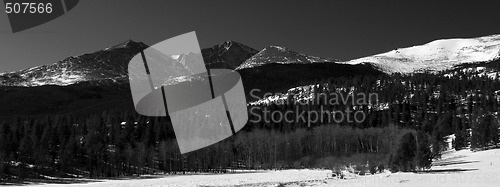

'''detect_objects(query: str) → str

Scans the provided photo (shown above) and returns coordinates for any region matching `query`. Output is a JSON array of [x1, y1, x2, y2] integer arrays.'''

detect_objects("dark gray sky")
[[1, 0, 499, 72]]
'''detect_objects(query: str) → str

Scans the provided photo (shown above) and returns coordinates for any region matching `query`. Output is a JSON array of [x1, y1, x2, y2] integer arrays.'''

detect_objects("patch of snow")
[[171, 55, 181, 60], [271, 45, 287, 52]]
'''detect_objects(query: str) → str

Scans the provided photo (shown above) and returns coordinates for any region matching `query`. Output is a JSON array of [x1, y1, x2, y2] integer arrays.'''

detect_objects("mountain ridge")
[[2, 34, 500, 87], [343, 34, 500, 74], [201, 40, 259, 69], [236, 45, 336, 70], [0, 40, 148, 87]]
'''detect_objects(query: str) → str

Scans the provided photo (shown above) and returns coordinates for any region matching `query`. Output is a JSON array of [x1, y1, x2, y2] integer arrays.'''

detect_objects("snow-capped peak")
[[344, 34, 500, 74], [236, 45, 334, 70], [268, 45, 288, 52], [105, 40, 147, 51], [0, 40, 148, 87]]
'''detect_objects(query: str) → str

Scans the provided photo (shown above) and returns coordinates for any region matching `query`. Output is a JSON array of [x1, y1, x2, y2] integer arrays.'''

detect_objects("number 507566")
[[5, 3, 53, 14]]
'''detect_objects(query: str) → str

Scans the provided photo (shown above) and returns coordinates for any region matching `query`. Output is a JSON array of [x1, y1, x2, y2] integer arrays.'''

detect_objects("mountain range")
[[0, 39, 336, 87], [2, 34, 500, 87], [0, 34, 499, 118]]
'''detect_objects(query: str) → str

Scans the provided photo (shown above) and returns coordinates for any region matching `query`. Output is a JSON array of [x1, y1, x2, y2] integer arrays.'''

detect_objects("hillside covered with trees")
[[1, 66, 499, 181]]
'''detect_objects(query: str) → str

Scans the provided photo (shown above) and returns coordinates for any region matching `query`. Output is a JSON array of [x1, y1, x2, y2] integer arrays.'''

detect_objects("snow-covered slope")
[[11, 149, 500, 187], [0, 40, 148, 87], [345, 34, 500, 74], [0, 40, 257, 87], [4, 34, 500, 87], [249, 83, 389, 111], [236, 46, 335, 70]]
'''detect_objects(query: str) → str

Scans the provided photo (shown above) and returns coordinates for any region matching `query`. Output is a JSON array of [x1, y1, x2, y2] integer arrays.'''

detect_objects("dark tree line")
[[0, 112, 430, 179]]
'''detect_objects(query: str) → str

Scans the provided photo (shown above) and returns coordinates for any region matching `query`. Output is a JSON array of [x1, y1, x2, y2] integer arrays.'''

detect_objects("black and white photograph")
[[1, 0, 500, 186]]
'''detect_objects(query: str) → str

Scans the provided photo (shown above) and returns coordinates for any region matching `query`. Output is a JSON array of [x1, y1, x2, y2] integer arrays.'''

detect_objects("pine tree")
[[394, 133, 417, 172]]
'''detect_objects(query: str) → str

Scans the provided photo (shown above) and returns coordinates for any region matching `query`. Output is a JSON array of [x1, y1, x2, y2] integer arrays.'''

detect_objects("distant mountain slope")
[[236, 46, 335, 70], [0, 40, 148, 87], [344, 34, 500, 74], [0, 40, 259, 87], [237, 62, 383, 101]]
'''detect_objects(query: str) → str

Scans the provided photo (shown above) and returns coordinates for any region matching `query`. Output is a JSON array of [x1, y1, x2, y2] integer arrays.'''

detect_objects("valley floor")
[[4, 148, 500, 187]]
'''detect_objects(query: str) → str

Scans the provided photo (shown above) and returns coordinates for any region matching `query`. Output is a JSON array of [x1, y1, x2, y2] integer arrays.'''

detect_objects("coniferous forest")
[[1, 63, 500, 181]]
